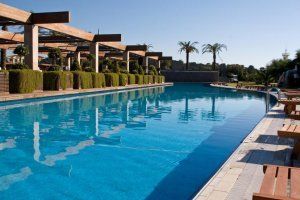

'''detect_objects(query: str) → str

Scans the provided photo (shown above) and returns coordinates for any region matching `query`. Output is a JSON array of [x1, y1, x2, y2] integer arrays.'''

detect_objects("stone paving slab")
[[194, 104, 294, 200], [0, 83, 173, 102]]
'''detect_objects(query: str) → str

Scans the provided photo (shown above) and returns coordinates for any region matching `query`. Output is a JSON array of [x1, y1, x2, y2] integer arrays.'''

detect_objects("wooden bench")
[[278, 100, 300, 115], [253, 165, 300, 200], [278, 124, 300, 159]]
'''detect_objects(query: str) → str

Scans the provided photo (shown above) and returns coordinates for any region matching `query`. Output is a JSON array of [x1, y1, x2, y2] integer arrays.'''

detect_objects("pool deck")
[[0, 83, 173, 102], [194, 104, 297, 200]]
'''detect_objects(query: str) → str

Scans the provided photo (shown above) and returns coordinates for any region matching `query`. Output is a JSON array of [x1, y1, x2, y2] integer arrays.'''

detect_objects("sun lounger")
[[285, 93, 300, 100], [278, 124, 300, 159], [289, 111, 300, 120], [253, 165, 300, 200], [278, 99, 300, 114]]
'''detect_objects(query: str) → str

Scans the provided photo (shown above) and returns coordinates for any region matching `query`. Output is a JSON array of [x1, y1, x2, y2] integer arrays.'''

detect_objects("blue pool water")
[[0, 83, 276, 200]]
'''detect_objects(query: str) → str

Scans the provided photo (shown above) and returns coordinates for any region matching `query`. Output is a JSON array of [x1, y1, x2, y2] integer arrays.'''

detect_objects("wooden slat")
[[274, 167, 288, 197], [295, 126, 300, 133], [0, 30, 24, 43], [290, 168, 300, 199], [93, 34, 121, 42], [287, 125, 297, 132], [260, 165, 277, 195], [281, 124, 290, 132]]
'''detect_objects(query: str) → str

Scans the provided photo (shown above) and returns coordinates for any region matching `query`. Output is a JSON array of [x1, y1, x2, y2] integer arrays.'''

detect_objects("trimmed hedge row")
[[72, 71, 93, 89], [135, 75, 143, 85], [119, 73, 128, 86], [7, 70, 165, 93], [9, 70, 42, 93], [128, 74, 135, 85], [105, 73, 119, 87], [92, 73, 105, 88], [43, 71, 73, 91]]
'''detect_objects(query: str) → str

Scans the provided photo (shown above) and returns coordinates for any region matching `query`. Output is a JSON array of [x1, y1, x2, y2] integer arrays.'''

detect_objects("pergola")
[[0, 3, 172, 73]]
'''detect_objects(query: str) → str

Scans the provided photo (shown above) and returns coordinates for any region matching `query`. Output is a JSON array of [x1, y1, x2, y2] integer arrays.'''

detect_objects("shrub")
[[91, 73, 105, 88], [128, 74, 135, 85], [9, 70, 42, 93], [135, 74, 143, 85], [70, 60, 81, 71], [10, 63, 29, 70], [72, 71, 93, 89], [43, 71, 73, 91], [157, 75, 165, 83], [154, 75, 159, 83], [148, 75, 154, 84], [143, 75, 149, 84], [119, 73, 128, 86], [104, 73, 119, 87]]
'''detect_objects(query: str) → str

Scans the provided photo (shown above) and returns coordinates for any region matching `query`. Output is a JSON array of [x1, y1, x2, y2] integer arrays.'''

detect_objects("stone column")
[[89, 42, 99, 73], [75, 51, 81, 65], [24, 25, 39, 70], [158, 60, 161, 74], [143, 56, 149, 74], [67, 57, 71, 70], [123, 51, 130, 72]]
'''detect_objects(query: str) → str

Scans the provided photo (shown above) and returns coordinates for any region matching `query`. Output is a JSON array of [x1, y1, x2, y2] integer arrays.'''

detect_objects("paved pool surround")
[[0, 83, 173, 102]]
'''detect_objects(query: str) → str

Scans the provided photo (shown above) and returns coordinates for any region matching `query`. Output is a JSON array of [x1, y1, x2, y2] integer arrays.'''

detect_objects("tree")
[[202, 43, 227, 71], [178, 41, 199, 70], [48, 48, 62, 66], [13, 45, 29, 64], [256, 68, 273, 87], [0, 26, 8, 69]]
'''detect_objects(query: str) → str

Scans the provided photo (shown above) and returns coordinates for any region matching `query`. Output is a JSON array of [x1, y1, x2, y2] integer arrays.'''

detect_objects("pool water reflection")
[[0, 83, 276, 200]]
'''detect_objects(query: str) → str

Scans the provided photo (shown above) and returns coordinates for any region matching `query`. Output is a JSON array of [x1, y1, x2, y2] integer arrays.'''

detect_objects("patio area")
[[194, 104, 297, 200]]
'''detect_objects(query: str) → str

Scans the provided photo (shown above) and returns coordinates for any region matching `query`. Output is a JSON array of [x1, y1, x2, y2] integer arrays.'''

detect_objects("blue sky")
[[2, 0, 300, 68]]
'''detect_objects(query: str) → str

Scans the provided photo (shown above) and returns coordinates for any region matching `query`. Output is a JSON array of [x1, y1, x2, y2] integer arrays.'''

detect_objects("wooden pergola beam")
[[0, 3, 70, 24], [39, 35, 85, 43], [94, 34, 121, 42], [0, 30, 23, 43], [31, 12, 70, 24], [126, 45, 147, 51], [160, 56, 173, 61], [145, 52, 163, 57], [105, 52, 123, 57]]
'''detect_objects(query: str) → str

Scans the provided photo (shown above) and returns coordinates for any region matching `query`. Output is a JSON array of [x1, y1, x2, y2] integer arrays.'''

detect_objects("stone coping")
[[0, 83, 173, 103], [193, 104, 293, 200]]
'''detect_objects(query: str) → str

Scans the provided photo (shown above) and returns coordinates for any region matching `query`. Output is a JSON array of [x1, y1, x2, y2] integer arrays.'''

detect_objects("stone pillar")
[[67, 57, 71, 70], [158, 60, 161, 74], [24, 25, 39, 70], [123, 51, 130, 72], [89, 42, 99, 73], [75, 52, 81, 65], [143, 56, 149, 74]]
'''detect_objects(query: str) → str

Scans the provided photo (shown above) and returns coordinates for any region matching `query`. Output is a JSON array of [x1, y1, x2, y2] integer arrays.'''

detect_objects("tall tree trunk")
[[0, 26, 8, 70], [212, 52, 216, 71], [186, 52, 189, 71]]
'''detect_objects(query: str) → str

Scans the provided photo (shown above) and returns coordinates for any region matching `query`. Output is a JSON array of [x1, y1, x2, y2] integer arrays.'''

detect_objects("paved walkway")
[[0, 83, 172, 102], [194, 104, 295, 200]]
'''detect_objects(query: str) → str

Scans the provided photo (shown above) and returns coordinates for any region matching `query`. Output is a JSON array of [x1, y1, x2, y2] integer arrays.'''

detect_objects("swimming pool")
[[0, 83, 276, 200]]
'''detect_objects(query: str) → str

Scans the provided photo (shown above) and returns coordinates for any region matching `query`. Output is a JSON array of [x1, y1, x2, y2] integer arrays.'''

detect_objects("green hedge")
[[154, 75, 159, 83], [148, 75, 154, 84], [43, 71, 73, 91], [119, 73, 128, 86], [143, 75, 149, 84], [72, 71, 93, 89], [157, 75, 165, 83], [135, 75, 143, 85], [104, 73, 119, 87], [92, 73, 105, 88], [128, 74, 135, 85], [9, 70, 42, 93]]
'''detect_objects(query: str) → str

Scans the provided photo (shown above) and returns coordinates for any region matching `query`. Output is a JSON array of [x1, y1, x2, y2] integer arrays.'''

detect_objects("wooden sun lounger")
[[278, 99, 300, 114], [278, 124, 300, 159], [289, 111, 300, 120], [253, 165, 300, 200], [285, 93, 300, 100]]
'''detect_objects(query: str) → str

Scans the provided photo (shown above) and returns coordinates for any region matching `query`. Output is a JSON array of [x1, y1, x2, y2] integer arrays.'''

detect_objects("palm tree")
[[0, 26, 8, 69], [202, 43, 227, 71], [178, 41, 199, 70]]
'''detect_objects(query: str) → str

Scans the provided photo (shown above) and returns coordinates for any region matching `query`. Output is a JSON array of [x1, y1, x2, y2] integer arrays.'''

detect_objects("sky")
[[2, 0, 300, 68]]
